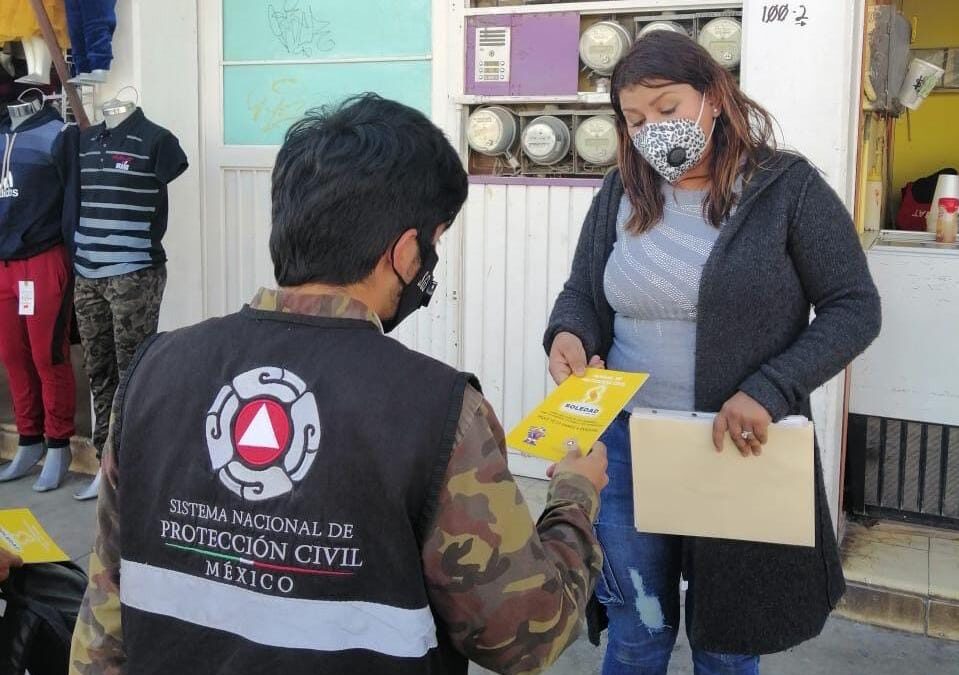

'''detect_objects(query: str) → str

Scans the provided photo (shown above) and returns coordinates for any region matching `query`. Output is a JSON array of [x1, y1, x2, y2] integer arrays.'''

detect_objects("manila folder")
[[629, 410, 815, 547]]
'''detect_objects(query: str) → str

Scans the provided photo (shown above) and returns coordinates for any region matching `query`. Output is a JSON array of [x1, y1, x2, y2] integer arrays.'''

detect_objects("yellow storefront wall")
[[892, 0, 959, 209]]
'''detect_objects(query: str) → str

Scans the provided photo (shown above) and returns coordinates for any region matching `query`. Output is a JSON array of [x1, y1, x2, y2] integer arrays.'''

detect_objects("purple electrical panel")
[[465, 12, 580, 96]]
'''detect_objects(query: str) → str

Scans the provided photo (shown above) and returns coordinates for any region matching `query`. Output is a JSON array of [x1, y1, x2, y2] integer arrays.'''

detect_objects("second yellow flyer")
[[0, 508, 70, 564]]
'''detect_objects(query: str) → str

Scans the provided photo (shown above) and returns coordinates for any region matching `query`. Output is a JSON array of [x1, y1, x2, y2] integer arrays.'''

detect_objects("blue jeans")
[[65, 0, 117, 74], [595, 417, 760, 675]]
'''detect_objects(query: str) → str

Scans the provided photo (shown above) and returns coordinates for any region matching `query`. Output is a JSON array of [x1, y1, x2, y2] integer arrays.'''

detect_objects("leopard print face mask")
[[631, 95, 715, 183]]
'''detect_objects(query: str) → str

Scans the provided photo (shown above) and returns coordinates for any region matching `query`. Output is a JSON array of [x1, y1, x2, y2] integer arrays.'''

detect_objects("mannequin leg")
[[24, 247, 76, 443], [73, 274, 117, 500], [21, 246, 76, 491], [83, 0, 116, 74], [74, 275, 116, 459], [65, 0, 89, 77], [0, 440, 44, 482], [15, 36, 52, 85], [33, 444, 72, 492], [74, 467, 102, 501], [0, 261, 46, 481]]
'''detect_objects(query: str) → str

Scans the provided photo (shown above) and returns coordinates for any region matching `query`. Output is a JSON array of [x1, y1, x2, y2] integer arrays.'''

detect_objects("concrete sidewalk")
[[472, 609, 959, 675], [479, 478, 959, 675], [2, 466, 958, 674]]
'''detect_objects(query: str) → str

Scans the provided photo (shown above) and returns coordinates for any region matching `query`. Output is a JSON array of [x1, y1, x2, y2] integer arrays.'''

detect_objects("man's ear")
[[388, 228, 420, 283]]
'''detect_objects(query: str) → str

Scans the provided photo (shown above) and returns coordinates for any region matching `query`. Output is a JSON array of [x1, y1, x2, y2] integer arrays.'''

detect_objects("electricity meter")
[[575, 115, 618, 166], [698, 17, 742, 70], [579, 21, 632, 76], [466, 106, 519, 156], [521, 116, 571, 166], [637, 21, 688, 38]]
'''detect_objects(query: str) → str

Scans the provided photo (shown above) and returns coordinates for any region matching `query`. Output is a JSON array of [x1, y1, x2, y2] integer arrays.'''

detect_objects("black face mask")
[[381, 240, 439, 334]]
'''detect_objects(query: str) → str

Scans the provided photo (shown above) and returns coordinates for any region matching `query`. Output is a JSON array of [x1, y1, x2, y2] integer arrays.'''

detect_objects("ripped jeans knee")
[[595, 522, 683, 674]]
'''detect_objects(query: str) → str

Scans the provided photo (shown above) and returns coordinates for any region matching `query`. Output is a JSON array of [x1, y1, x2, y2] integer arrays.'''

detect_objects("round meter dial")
[[575, 115, 618, 166], [637, 21, 688, 38], [466, 106, 519, 156], [521, 116, 571, 166], [579, 21, 632, 76], [698, 17, 742, 70]]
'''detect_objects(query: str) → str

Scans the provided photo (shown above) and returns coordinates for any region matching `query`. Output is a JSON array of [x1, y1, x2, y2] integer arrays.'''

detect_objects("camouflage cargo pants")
[[75, 265, 166, 456]]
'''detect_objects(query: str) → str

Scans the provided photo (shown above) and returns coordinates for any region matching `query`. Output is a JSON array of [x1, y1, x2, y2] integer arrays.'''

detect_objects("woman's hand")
[[548, 332, 604, 385], [712, 392, 772, 457]]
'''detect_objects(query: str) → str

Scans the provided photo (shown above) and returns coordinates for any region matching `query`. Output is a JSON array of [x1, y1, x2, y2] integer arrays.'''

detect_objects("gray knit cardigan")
[[544, 149, 882, 654]]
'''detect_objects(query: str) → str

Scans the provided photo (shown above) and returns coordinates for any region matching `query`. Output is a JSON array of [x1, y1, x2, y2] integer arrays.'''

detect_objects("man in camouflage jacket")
[[69, 94, 607, 674]]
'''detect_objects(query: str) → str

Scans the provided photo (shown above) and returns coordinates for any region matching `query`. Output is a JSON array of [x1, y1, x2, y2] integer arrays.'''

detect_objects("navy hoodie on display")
[[0, 107, 80, 260]]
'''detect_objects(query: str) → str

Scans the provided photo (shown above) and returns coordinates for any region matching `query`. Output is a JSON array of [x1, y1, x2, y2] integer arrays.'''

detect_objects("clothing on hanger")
[[0, 103, 78, 465], [64, 0, 115, 77], [75, 107, 187, 278], [0, 104, 79, 260], [0, 0, 71, 45], [73, 105, 187, 495]]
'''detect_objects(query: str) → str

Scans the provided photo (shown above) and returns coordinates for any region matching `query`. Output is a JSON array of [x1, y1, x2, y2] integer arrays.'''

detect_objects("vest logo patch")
[[206, 367, 320, 501], [112, 154, 132, 170]]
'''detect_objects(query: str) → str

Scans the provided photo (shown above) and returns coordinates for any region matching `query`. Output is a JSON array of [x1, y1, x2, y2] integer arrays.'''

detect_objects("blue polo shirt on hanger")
[[75, 108, 188, 279]]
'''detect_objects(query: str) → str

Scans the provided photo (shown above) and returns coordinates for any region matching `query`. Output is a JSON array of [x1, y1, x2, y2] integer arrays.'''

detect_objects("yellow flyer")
[[0, 508, 69, 564], [506, 369, 648, 462]]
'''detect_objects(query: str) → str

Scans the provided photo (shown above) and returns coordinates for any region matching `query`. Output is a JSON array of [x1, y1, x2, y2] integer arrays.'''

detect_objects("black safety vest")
[[115, 306, 474, 674]]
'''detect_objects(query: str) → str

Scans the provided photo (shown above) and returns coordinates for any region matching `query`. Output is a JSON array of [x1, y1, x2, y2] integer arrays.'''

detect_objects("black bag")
[[0, 561, 87, 675]]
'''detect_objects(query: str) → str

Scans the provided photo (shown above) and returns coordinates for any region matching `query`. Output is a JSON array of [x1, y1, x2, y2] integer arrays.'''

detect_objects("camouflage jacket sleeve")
[[422, 385, 603, 674], [70, 419, 126, 674]]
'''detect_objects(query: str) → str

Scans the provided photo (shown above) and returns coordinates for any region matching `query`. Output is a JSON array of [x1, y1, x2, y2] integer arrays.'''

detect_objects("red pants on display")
[[0, 245, 76, 441]]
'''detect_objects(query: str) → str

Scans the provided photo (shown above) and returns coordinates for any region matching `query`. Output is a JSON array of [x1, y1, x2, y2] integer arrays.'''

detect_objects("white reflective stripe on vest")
[[120, 560, 438, 657]]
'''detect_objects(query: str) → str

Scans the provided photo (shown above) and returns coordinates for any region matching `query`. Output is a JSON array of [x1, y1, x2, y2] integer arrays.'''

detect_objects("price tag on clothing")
[[18, 280, 35, 316]]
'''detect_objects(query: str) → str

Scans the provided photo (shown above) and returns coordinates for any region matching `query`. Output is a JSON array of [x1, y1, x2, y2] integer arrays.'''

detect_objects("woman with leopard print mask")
[[544, 30, 881, 675]]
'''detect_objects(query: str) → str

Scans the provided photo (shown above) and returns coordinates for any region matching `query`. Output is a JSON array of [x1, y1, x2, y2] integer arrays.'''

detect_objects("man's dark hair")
[[270, 93, 468, 286]]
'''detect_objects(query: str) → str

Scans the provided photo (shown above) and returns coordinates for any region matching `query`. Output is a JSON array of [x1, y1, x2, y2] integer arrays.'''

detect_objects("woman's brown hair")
[[610, 30, 777, 233]]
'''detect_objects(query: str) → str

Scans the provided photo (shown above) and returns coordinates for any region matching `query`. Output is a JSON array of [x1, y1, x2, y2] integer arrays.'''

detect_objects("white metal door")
[[196, 0, 462, 364]]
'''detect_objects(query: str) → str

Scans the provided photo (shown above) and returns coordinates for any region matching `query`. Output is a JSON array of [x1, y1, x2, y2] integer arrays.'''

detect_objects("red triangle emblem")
[[233, 400, 290, 466]]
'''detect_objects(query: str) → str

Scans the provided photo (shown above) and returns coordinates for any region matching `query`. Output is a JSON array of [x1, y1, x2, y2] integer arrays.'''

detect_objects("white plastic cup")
[[936, 198, 959, 244], [927, 173, 959, 232], [898, 58, 945, 110]]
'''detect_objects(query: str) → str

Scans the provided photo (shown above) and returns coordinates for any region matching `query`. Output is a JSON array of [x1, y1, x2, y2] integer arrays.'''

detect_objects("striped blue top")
[[604, 186, 720, 411]]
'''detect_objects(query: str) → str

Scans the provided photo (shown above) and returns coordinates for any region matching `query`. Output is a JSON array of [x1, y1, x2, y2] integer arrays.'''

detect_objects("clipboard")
[[629, 409, 815, 547]]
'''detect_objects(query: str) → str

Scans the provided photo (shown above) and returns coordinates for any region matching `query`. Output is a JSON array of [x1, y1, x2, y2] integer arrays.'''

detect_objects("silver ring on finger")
[[740, 430, 754, 441]]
